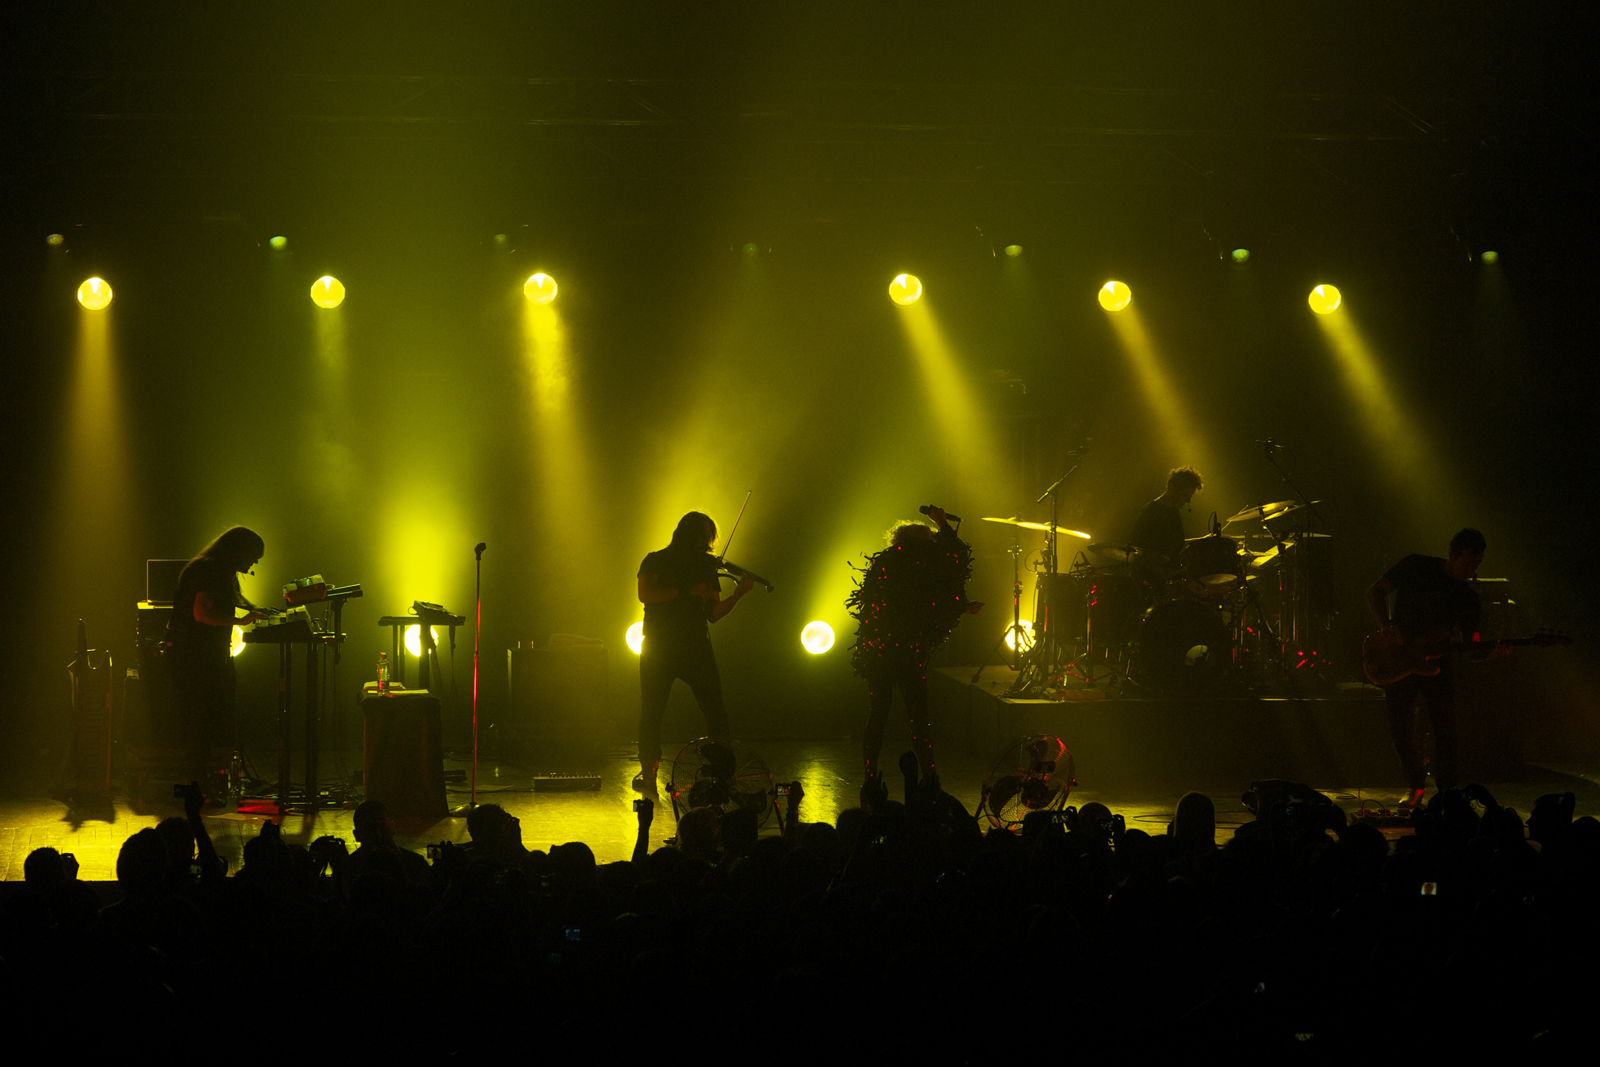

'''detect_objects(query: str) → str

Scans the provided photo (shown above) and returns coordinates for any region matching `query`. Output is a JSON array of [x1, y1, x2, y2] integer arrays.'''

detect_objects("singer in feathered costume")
[[846, 507, 981, 787]]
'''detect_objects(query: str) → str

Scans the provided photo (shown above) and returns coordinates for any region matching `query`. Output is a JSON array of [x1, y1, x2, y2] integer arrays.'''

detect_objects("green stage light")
[[524, 272, 558, 303], [1004, 244, 1023, 257], [269, 235, 288, 250], [801, 621, 835, 654], [46, 233, 64, 247], [77, 277, 112, 310], [1231, 248, 1250, 263], [626, 621, 644, 655], [743, 242, 759, 255], [1098, 280, 1131, 312], [1308, 284, 1342, 314], [888, 273, 923, 305], [1481, 250, 1500, 264], [311, 276, 345, 308]]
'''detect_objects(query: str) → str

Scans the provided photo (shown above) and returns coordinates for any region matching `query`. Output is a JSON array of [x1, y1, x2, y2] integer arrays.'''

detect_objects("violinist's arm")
[[638, 572, 678, 605], [710, 574, 755, 622]]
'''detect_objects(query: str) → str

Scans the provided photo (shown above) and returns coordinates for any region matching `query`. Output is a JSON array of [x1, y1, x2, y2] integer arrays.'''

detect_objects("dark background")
[[2, 2, 1595, 775]]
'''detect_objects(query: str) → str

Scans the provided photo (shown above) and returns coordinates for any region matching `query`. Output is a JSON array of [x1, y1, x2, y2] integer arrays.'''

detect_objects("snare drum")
[[1180, 534, 1244, 596]]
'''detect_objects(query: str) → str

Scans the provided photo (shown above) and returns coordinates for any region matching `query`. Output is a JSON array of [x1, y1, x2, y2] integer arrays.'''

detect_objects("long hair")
[[669, 511, 716, 553], [197, 526, 264, 568]]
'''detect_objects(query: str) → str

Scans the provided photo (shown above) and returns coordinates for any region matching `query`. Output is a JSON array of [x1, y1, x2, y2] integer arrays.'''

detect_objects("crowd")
[[1, 761, 1593, 1057]]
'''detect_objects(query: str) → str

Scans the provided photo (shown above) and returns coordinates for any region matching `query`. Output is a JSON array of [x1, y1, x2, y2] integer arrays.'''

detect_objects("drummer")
[[1127, 466, 1203, 578]]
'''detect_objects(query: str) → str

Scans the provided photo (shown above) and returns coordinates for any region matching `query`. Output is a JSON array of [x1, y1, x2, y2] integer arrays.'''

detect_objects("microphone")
[[475, 542, 487, 560], [920, 505, 963, 523]]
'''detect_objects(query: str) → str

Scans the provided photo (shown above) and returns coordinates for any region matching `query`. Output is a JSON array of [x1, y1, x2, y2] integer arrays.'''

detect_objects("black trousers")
[[863, 664, 934, 778], [168, 644, 235, 785], [638, 637, 730, 774], [1384, 666, 1457, 792]]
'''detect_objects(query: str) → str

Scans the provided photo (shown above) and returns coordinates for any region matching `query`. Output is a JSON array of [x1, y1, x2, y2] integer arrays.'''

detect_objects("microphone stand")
[[471, 542, 486, 808], [1035, 465, 1077, 685]]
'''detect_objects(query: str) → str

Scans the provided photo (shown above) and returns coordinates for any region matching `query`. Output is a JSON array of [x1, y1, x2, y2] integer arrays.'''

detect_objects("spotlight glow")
[[1004, 618, 1036, 651], [1308, 284, 1342, 314], [310, 276, 346, 309], [404, 625, 441, 658], [524, 273, 558, 303], [269, 235, 288, 250], [46, 233, 64, 247], [1231, 248, 1251, 264], [1098, 280, 1132, 312], [801, 621, 836, 655], [76, 278, 113, 310], [1481, 250, 1500, 265], [888, 273, 923, 305], [1004, 244, 1023, 257], [626, 621, 644, 655], [230, 626, 246, 657], [743, 242, 759, 255]]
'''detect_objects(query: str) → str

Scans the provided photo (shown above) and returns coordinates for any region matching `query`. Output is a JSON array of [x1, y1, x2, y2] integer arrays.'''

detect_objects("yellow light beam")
[[1313, 307, 1458, 512], [894, 300, 1003, 481], [1104, 305, 1211, 474], [522, 296, 597, 587]]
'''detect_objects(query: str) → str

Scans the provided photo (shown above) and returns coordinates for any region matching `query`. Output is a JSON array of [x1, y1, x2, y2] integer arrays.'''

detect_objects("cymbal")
[[1087, 542, 1139, 563], [1224, 500, 1321, 525], [982, 516, 1092, 540]]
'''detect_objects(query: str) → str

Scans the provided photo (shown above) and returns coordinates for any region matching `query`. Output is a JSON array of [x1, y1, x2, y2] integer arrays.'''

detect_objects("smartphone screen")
[[1420, 881, 1438, 896]]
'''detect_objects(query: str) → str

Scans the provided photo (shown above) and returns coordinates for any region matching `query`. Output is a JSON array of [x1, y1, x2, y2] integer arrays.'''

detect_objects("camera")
[[425, 843, 443, 861], [633, 799, 646, 812], [1420, 881, 1438, 896], [173, 783, 189, 799], [564, 928, 582, 942], [777, 784, 791, 796]]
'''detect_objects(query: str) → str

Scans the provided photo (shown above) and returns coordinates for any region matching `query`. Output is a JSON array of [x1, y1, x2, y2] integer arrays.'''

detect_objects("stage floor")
[[4, 737, 1599, 880]]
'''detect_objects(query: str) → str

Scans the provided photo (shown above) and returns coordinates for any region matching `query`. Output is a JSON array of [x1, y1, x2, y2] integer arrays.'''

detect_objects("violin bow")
[[716, 490, 752, 563]]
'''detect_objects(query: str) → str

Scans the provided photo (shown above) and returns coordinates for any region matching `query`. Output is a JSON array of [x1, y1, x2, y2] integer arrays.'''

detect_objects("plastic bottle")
[[376, 651, 389, 692]]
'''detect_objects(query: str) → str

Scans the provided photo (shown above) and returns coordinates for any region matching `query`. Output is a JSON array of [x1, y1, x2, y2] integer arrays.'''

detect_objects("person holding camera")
[[164, 526, 271, 798], [847, 506, 982, 792]]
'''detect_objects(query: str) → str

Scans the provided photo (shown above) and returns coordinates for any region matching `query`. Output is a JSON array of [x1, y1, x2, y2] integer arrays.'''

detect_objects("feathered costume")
[[847, 526, 975, 677]]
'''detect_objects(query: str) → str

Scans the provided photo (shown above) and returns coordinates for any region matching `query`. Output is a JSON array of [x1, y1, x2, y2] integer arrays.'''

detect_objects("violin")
[[719, 559, 775, 593]]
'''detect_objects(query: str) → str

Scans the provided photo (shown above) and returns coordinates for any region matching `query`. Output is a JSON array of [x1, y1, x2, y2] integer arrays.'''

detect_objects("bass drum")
[[1135, 597, 1231, 694]]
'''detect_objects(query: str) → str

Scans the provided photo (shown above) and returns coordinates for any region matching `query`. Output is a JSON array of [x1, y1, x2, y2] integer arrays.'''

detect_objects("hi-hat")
[[982, 517, 1092, 540]]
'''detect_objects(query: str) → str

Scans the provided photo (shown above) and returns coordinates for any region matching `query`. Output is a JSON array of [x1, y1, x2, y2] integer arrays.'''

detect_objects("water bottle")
[[376, 651, 389, 692]]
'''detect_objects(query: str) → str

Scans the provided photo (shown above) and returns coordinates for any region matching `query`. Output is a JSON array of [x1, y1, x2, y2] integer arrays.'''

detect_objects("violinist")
[[634, 511, 756, 795]]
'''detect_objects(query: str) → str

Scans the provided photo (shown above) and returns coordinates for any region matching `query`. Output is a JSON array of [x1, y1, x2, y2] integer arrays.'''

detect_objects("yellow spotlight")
[[1481, 250, 1500, 265], [47, 233, 65, 247], [1004, 244, 1023, 257], [524, 273, 558, 303], [311, 276, 346, 309], [1004, 618, 1036, 651], [230, 626, 246, 657], [1098, 281, 1131, 312], [76, 278, 113, 311], [800, 621, 835, 655], [1308, 284, 1342, 314], [269, 235, 288, 250], [626, 621, 645, 655], [888, 273, 923, 305], [404, 625, 441, 657]]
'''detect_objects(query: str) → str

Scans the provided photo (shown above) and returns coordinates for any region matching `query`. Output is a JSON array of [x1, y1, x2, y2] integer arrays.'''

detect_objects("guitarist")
[[1364, 528, 1511, 807]]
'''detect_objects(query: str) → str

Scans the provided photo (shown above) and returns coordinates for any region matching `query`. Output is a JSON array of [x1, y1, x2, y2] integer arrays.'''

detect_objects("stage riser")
[[933, 670, 1410, 790]]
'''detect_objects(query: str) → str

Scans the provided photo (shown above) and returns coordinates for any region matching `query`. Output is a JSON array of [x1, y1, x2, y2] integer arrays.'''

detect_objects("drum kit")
[[985, 496, 1334, 697]]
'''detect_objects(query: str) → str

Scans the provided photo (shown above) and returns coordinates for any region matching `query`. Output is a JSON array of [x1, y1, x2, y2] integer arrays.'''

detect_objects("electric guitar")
[[1362, 626, 1571, 687]]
